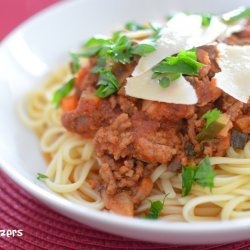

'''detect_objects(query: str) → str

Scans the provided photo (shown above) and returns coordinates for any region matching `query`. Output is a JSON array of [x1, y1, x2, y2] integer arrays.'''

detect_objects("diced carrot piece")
[[211, 78, 217, 87], [76, 66, 90, 86], [60, 96, 78, 112]]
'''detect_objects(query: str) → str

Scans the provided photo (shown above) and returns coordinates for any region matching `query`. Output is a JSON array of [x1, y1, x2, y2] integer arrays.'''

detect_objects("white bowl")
[[1, 0, 250, 245]]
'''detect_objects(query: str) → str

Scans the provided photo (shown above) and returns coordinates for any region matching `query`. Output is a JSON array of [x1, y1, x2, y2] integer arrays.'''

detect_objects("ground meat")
[[142, 100, 195, 121], [60, 22, 250, 215], [218, 94, 243, 119], [62, 93, 117, 138], [203, 135, 231, 157], [95, 112, 181, 164], [186, 76, 222, 107], [235, 116, 250, 133], [223, 20, 250, 45]]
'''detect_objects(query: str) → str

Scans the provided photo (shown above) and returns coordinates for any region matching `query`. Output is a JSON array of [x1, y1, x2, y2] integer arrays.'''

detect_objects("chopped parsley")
[[142, 195, 167, 219], [182, 165, 195, 197], [52, 78, 75, 108], [202, 108, 222, 129], [182, 157, 216, 196], [131, 43, 156, 56], [125, 21, 146, 31], [37, 173, 48, 180], [201, 14, 212, 27], [68, 32, 156, 99], [69, 52, 81, 74], [222, 7, 250, 24], [96, 69, 120, 98], [152, 48, 204, 88]]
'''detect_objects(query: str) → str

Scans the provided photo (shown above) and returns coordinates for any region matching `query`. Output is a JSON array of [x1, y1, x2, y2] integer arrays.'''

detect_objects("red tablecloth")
[[1, 1, 250, 249]]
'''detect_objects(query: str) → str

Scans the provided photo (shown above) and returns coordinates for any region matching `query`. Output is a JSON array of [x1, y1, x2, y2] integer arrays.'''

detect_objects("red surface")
[[1, 1, 250, 249], [0, 0, 58, 40]]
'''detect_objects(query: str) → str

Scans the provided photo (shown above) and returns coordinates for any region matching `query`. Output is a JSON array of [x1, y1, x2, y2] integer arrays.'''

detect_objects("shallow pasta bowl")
[[1, 0, 250, 244]]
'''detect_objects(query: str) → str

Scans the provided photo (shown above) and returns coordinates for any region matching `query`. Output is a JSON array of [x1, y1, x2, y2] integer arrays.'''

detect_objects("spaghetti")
[[19, 65, 250, 222]]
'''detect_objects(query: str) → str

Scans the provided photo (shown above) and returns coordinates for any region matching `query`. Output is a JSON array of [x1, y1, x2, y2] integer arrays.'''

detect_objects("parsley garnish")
[[182, 157, 216, 196], [69, 52, 81, 74], [37, 173, 48, 180], [222, 7, 250, 24], [202, 108, 222, 129], [153, 48, 204, 88], [148, 23, 162, 41], [96, 70, 120, 98], [142, 196, 167, 219], [69, 33, 155, 98], [52, 78, 75, 108], [201, 14, 212, 27], [182, 165, 195, 197], [131, 43, 156, 56], [125, 21, 146, 31], [194, 157, 216, 189]]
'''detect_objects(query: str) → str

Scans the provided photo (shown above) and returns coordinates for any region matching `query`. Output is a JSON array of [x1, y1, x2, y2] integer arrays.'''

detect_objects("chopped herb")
[[131, 43, 156, 56], [125, 21, 146, 31], [159, 77, 171, 88], [222, 7, 250, 24], [166, 14, 173, 21], [182, 157, 216, 196], [158, 73, 180, 88], [142, 195, 167, 219], [52, 78, 75, 108], [91, 56, 106, 73], [96, 70, 120, 98], [71, 33, 155, 98], [153, 48, 204, 87], [69, 52, 81, 74], [37, 173, 48, 180], [182, 165, 195, 197], [201, 14, 212, 27], [147, 200, 164, 219], [149, 23, 162, 41], [103, 35, 133, 64], [197, 113, 229, 141], [194, 157, 216, 190], [202, 108, 222, 129]]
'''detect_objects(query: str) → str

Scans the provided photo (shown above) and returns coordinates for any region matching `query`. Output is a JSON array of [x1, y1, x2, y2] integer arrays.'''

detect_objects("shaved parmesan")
[[132, 14, 228, 77], [215, 44, 250, 103], [125, 71, 198, 104]]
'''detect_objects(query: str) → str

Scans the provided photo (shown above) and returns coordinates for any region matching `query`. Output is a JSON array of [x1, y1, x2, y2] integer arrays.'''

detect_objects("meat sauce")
[[61, 22, 250, 216]]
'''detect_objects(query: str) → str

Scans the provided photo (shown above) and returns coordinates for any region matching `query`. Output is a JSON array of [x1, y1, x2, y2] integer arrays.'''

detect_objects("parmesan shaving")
[[215, 43, 250, 103], [125, 71, 198, 104]]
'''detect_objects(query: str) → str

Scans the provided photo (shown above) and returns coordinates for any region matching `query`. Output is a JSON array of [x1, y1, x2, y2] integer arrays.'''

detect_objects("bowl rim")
[[1, 0, 250, 242]]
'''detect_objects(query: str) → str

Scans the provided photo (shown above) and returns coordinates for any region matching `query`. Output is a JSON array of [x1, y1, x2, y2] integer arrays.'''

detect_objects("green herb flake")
[[142, 195, 168, 219], [201, 14, 212, 27], [104, 35, 133, 64], [202, 108, 222, 129], [125, 21, 146, 31], [194, 156, 216, 190], [222, 7, 250, 24], [131, 43, 156, 56], [52, 78, 75, 108], [153, 48, 204, 88], [147, 200, 164, 219], [69, 52, 81, 74], [80, 37, 109, 57], [149, 23, 162, 41], [37, 173, 48, 180], [182, 165, 195, 197], [91, 56, 106, 73], [182, 157, 216, 197], [96, 70, 120, 98]]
